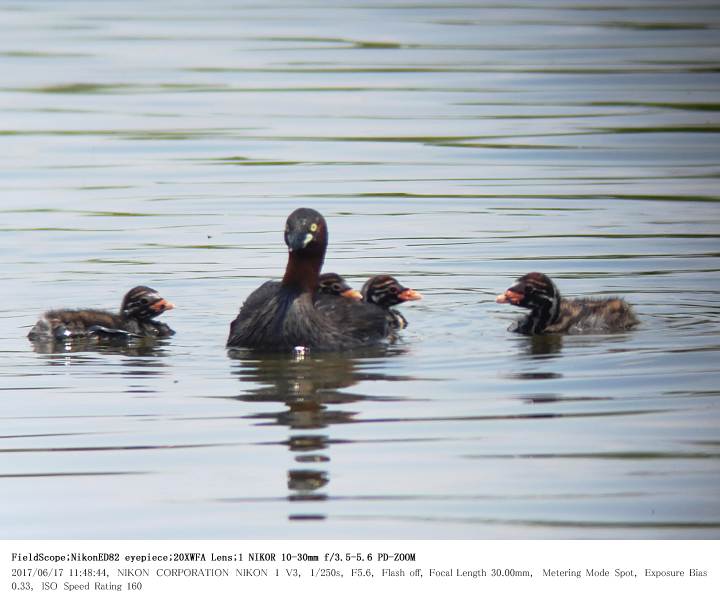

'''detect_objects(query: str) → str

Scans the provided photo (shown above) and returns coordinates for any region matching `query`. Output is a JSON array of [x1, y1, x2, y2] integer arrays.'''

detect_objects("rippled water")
[[1, 1, 719, 539]]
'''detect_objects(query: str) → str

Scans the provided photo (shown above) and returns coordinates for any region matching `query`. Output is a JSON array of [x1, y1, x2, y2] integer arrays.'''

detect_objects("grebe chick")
[[28, 286, 175, 340], [361, 274, 422, 330], [317, 272, 363, 301], [496, 272, 638, 335]]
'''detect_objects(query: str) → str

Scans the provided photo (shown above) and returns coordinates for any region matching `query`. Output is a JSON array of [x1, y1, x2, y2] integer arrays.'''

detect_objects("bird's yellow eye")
[[310, 223, 318, 232]]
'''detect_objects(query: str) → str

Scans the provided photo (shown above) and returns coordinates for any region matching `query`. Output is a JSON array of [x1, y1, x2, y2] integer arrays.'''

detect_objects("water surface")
[[1, 0, 719, 539]]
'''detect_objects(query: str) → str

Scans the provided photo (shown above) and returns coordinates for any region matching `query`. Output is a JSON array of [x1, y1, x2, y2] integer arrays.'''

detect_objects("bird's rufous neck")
[[282, 250, 324, 292]]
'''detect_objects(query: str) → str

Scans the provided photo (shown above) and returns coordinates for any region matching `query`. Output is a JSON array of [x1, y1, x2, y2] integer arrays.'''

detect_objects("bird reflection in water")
[[228, 347, 409, 511], [287, 469, 329, 502], [517, 331, 637, 358], [29, 335, 171, 358], [29, 337, 170, 393], [521, 334, 565, 357]]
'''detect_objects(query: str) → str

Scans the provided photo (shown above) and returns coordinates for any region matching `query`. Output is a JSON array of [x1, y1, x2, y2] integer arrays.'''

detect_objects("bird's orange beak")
[[398, 288, 422, 302], [496, 290, 523, 305], [150, 298, 175, 312], [341, 289, 363, 301]]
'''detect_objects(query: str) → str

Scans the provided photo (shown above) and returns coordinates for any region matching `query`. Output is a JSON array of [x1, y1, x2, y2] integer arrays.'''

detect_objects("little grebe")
[[314, 272, 364, 319], [227, 208, 390, 351], [317, 273, 363, 301], [361, 274, 422, 329], [496, 272, 638, 335], [27, 286, 175, 340]]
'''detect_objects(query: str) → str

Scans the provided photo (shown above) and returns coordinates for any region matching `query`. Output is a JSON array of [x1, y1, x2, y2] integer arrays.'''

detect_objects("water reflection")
[[28, 337, 171, 393], [287, 469, 329, 502], [29, 336, 171, 358], [506, 371, 563, 381], [2, 0, 719, 539], [228, 348, 409, 513], [522, 394, 613, 405], [522, 334, 565, 357]]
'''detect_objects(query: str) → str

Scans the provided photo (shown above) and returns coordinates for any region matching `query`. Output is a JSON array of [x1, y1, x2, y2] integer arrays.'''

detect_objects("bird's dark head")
[[496, 272, 558, 310], [318, 272, 363, 300], [284, 208, 328, 255], [361, 275, 423, 308], [121, 286, 175, 320]]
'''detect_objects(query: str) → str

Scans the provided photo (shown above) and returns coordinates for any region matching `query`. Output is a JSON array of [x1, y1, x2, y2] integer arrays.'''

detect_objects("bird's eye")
[[310, 223, 318, 232], [141, 297, 149, 305], [333, 284, 341, 291], [389, 286, 399, 294]]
